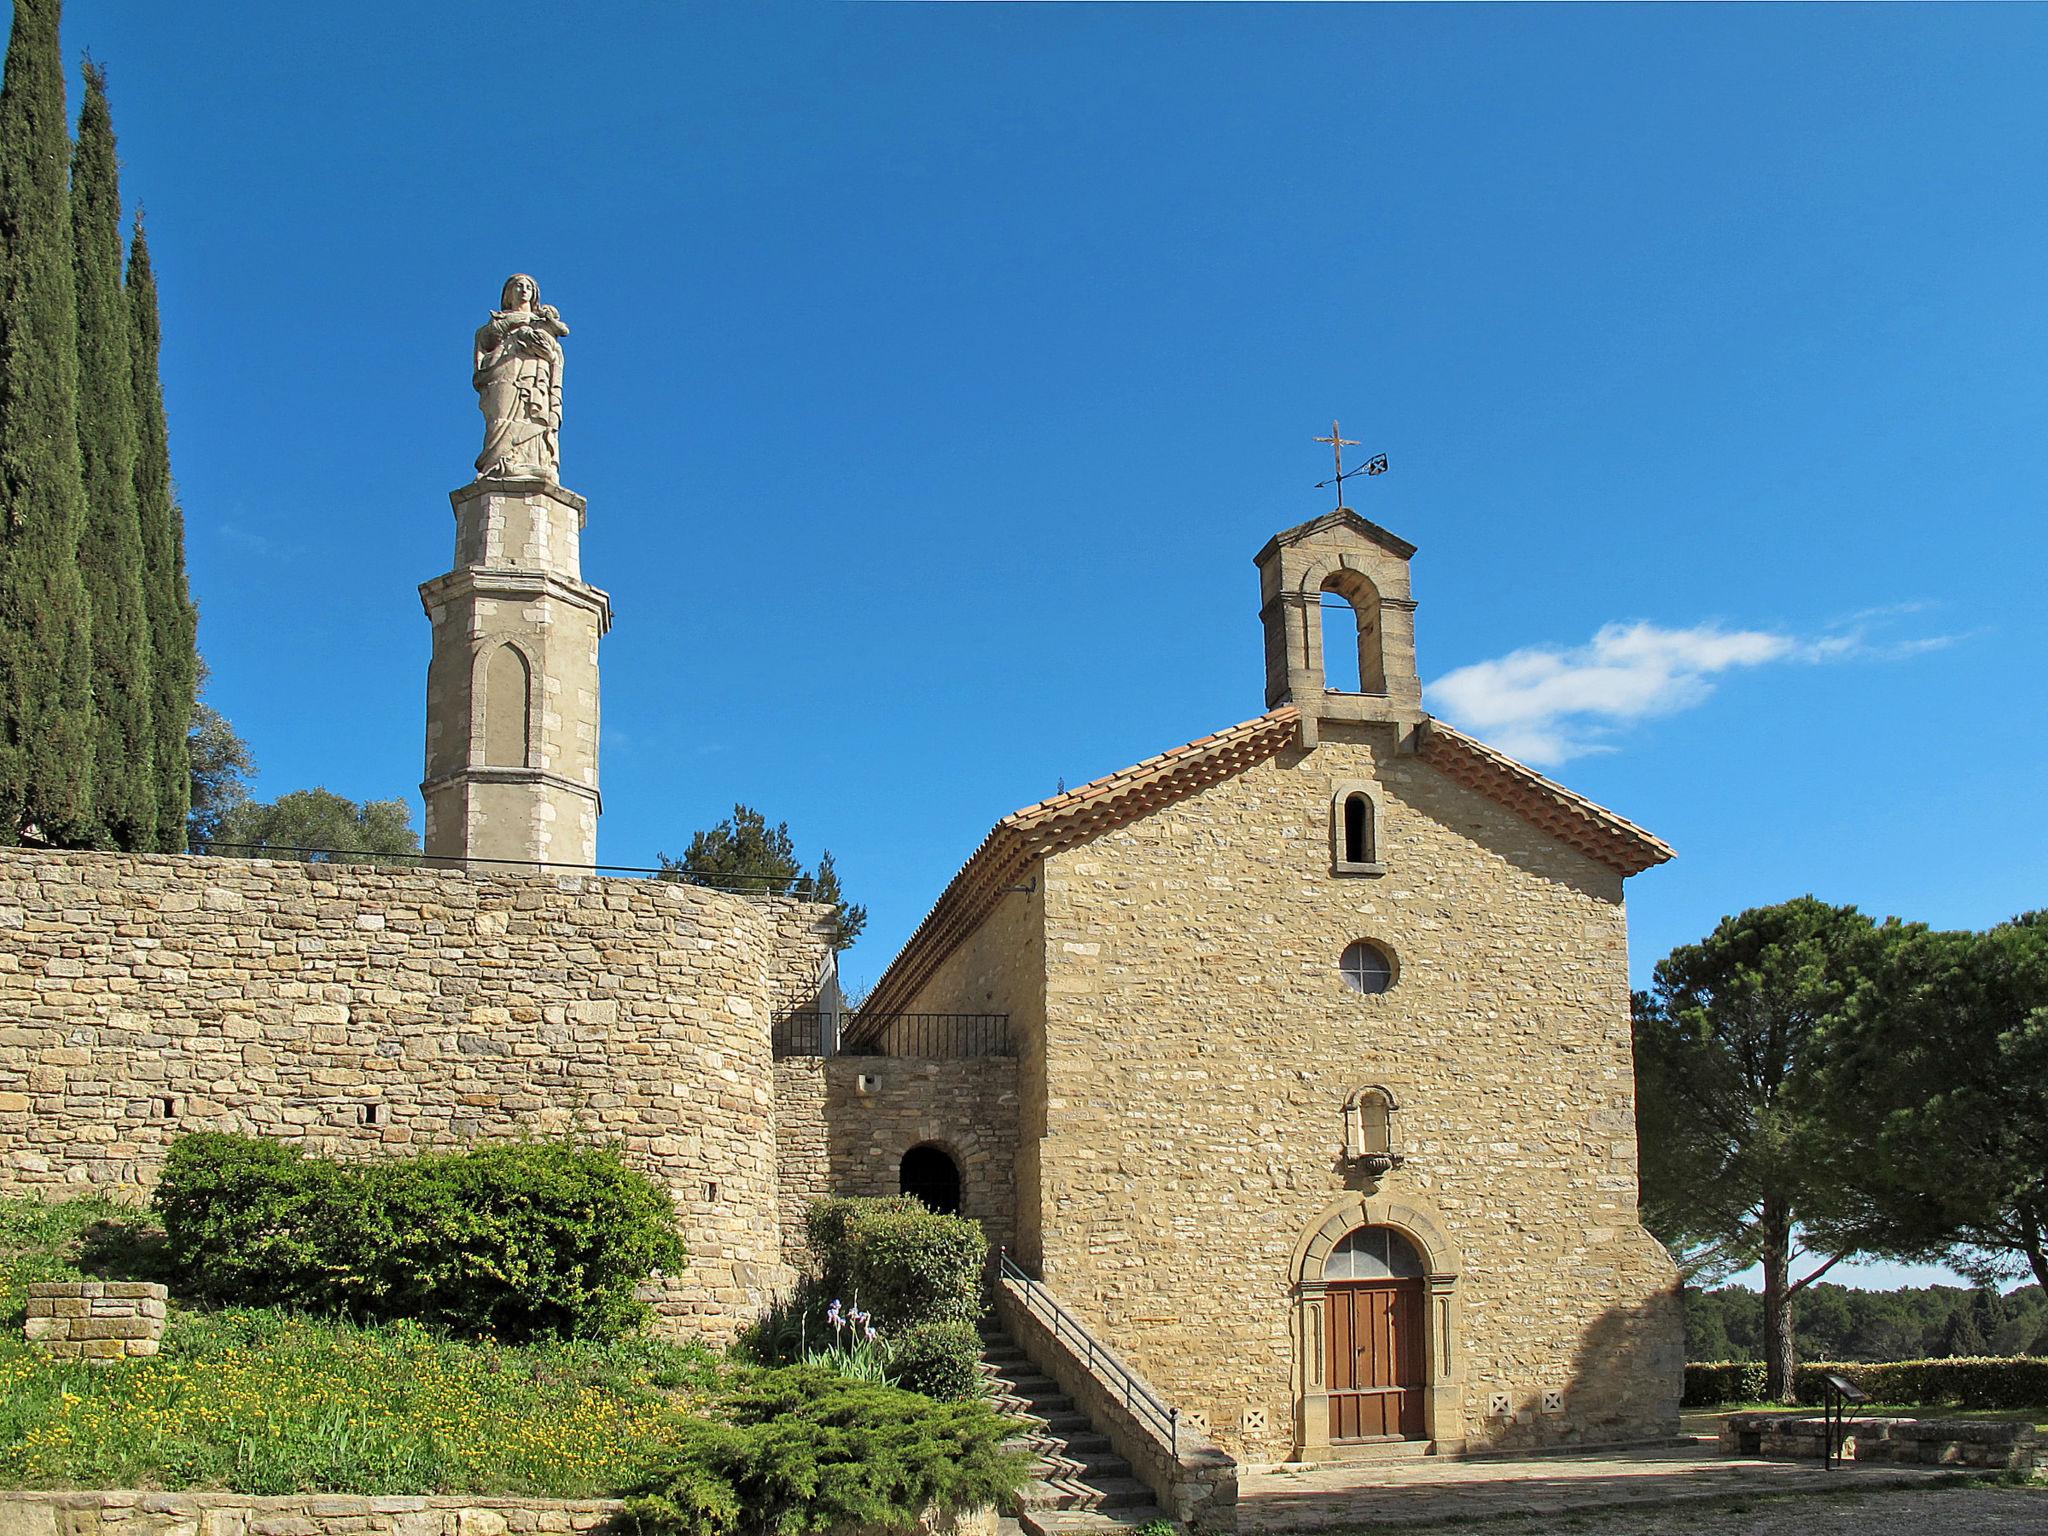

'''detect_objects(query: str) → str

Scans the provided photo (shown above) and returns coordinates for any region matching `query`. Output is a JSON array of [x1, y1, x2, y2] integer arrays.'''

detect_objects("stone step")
[[1031, 1448, 1132, 1481], [1326, 1438, 1437, 1463], [1008, 1429, 1113, 1457], [1019, 1511, 1170, 1536], [990, 1373, 1063, 1398], [993, 1390, 1077, 1417], [1005, 1405, 1090, 1435], [1021, 1476, 1156, 1514]]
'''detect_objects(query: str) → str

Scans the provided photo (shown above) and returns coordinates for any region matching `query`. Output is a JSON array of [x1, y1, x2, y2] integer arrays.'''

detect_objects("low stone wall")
[[22, 1281, 167, 1362], [996, 1276, 1237, 1530], [1720, 1411, 2040, 1472], [0, 1492, 999, 1536]]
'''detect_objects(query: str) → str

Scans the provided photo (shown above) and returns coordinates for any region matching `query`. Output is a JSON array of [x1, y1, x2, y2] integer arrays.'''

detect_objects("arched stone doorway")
[[899, 1142, 962, 1214], [1290, 1193, 1465, 1458]]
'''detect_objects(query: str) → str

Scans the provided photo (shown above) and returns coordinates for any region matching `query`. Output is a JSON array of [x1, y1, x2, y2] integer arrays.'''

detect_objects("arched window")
[[899, 1143, 961, 1214], [483, 645, 532, 768], [1320, 573, 1387, 696], [1340, 940, 1395, 995], [1323, 1225, 1423, 1281], [1320, 590, 1364, 693], [1344, 793, 1372, 864]]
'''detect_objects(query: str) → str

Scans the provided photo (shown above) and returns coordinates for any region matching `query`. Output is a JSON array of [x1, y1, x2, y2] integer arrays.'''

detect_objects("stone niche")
[[24, 1281, 168, 1363]]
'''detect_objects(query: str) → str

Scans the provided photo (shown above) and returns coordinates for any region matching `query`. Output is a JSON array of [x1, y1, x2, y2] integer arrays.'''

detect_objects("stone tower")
[[420, 276, 610, 869], [1254, 507, 1423, 749]]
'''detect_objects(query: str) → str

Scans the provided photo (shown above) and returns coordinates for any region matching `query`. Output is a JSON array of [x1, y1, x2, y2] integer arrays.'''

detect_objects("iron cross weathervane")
[[1312, 420, 1388, 509]]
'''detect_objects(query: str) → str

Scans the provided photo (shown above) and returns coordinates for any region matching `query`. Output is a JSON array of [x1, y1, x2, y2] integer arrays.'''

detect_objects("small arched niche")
[[483, 644, 533, 768], [1319, 570, 1386, 697], [899, 1143, 962, 1215], [1342, 1085, 1403, 1171], [1331, 782, 1386, 876]]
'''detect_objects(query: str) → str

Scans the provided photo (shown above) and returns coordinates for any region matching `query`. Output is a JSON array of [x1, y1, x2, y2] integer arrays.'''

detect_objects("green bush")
[[154, 1133, 685, 1341], [1683, 1361, 1769, 1406], [1790, 1356, 2048, 1411], [804, 1197, 986, 1334], [624, 1365, 1031, 1536], [888, 1320, 985, 1403]]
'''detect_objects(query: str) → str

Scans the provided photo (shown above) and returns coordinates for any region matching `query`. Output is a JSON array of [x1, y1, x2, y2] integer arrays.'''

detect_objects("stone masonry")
[[22, 1281, 167, 1362], [0, 849, 832, 1338]]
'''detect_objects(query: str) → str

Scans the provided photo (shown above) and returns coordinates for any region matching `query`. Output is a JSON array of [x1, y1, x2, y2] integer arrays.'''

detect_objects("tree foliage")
[[0, 0, 96, 845], [128, 212, 194, 850], [71, 56, 154, 850], [1686, 1281, 2047, 1365], [185, 697, 255, 850], [211, 787, 418, 863], [1817, 913, 2048, 1292], [1634, 897, 1897, 1400], [659, 804, 867, 951]]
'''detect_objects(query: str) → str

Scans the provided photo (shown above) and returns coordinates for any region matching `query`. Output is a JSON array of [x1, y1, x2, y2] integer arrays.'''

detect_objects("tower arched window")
[[1320, 572, 1387, 697]]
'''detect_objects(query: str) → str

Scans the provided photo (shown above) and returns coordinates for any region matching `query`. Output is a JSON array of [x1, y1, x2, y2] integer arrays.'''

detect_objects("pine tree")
[[71, 57, 153, 849], [0, 0, 95, 844], [127, 211, 193, 848]]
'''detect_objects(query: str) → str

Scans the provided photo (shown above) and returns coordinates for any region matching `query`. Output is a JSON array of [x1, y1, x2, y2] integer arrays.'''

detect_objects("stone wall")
[[773, 1054, 1020, 1269], [1027, 726, 1684, 1460], [0, 1492, 1000, 1536], [1721, 1412, 2040, 1473], [884, 877, 1045, 1262], [0, 849, 833, 1339], [22, 1281, 167, 1362]]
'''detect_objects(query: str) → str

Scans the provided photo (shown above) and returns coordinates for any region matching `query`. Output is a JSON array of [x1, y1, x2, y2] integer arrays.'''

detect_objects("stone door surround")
[[1289, 1192, 1465, 1458]]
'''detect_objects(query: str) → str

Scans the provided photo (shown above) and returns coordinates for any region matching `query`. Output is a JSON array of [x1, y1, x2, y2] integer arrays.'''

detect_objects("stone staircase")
[[980, 1322, 1170, 1536]]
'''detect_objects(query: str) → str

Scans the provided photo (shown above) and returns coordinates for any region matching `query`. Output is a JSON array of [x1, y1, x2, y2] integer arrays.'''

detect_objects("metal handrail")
[[999, 1247, 1181, 1459], [773, 1011, 1014, 1060]]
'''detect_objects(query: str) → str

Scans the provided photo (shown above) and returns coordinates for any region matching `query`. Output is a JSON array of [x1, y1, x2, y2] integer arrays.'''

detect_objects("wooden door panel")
[[1325, 1280, 1424, 1442]]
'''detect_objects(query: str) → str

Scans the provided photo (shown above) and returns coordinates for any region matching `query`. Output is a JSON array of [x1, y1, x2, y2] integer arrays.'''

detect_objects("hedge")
[[1686, 1356, 2048, 1410], [804, 1197, 986, 1333], [154, 1132, 685, 1341], [624, 1365, 1032, 1536], [887, 1320, 986, 1403]]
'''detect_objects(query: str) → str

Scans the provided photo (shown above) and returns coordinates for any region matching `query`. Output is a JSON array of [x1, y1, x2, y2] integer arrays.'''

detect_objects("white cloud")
[[1427, 615, 1957, 767]]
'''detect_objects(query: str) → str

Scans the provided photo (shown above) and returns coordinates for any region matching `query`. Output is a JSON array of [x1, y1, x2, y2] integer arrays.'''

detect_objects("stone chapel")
[[0, 276, 1684, 1476]]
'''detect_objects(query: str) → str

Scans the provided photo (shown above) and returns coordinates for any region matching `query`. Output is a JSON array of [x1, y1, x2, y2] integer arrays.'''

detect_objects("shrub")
[[1790, 1356, 2048, 1411], [804, 1197, 986, 1334], [888, 1320, 985, 1403], [1683, 1361, 1769, 1406], [624, 1365, 1032, 1536], [154, 1133, 685, 1341]]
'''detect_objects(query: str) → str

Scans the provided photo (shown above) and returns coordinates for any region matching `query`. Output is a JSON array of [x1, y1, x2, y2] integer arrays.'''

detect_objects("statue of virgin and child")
[[472, 274, 569, 483]]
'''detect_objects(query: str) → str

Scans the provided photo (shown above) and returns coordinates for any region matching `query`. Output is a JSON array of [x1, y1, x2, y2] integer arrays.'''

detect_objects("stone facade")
[[0, 849, 831, 1338], [22, 1281, 167, 1363], [773, 1055, 1020, 1266]]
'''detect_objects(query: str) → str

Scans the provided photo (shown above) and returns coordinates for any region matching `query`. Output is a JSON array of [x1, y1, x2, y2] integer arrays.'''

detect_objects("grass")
[[0, 1195, 727, 1496]]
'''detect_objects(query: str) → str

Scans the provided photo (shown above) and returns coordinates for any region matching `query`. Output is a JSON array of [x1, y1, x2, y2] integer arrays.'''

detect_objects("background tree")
[[185, 669, 253, 852], [1818, 914, 2048, 1293], [659, 803, 867, 951], [0, 0, 96, 845], [128, 211, 194, 850], [212, 788, 417, 864], [1634, 898, 1895, 1400], [71, 57, 154, 850]]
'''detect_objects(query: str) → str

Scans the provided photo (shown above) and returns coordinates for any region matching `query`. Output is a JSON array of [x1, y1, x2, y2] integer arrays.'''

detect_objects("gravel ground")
[[1384, 1482, 2048, 1536]]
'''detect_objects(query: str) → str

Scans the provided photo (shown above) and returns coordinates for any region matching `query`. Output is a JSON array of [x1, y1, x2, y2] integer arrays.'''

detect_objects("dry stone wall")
[[1028, 726, 1683, 1461], [0, 849, 832, 1339]]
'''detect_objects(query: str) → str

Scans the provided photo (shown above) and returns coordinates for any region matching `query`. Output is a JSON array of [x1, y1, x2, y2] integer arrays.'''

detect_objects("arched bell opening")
[[899, 1142, 962, 1215]]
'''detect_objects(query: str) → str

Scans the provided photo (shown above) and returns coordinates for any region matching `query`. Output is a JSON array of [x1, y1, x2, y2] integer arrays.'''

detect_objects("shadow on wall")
[[1552, 1281, 1688, 1448]]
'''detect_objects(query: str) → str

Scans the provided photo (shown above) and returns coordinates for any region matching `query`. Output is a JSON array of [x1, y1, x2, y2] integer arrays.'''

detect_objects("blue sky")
[[45, 3, 2047, 1287]]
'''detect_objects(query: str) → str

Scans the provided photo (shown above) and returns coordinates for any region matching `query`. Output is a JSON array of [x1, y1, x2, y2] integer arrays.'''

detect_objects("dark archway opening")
[[899, 1143, 962, 1215]]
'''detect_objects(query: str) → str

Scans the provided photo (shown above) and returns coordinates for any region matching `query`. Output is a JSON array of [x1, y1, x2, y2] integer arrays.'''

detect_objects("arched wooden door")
[[1322, 1225, 1427, 1441]]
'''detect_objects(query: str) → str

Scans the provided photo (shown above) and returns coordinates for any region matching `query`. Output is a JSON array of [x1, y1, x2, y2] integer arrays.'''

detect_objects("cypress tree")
[[0, 0, 95, 845], [127, 212, 193, 849], [71, 57, 153, 849]]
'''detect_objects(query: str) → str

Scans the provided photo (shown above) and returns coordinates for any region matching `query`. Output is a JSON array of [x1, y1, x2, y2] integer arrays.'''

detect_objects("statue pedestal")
[[419, 478, 611, 872]]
